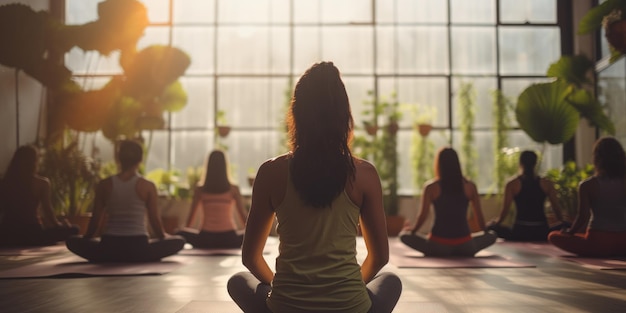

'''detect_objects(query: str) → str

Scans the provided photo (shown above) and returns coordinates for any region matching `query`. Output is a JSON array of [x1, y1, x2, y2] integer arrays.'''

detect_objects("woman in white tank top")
[[66, 140, 185, 262]]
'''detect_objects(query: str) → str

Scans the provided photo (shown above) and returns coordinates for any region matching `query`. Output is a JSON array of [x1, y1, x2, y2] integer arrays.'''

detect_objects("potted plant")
[[39, 139, 101, 234], [578, 0, 626, 62], [409, 105, 436, 193], [216, 109, 231, 138], [516, 55, 615, 147], [458, 81, 477, 180], [545, 161, 595, 222], [352, 91, 404, 235]]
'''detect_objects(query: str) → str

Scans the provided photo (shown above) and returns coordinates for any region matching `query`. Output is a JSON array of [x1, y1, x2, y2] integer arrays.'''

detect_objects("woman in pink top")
[[177, 150, 247, 248]]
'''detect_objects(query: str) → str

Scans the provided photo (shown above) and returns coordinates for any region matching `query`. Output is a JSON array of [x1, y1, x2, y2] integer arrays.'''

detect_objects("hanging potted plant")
[[578, 0, 626, 62]]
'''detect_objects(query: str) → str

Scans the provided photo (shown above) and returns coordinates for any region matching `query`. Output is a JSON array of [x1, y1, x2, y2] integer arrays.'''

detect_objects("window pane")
[[218, 0, 289, 24], [173, 26, 215, 75], [66, 0, 99, 25], [137, 26, 170, 49], [450, 0, 495, 24], [500, 0, 556, 24], [172, 77, 214, 129], [597, 58, 626, 139], [143, 130, 169, 172], [293, 27, 322, 73], [451, 27, 496, 74], [379, 78, 449, 128], [65, 49, 122, 75], [452, 77, 497, 129], [377, 26, 449, 74], [343, 77, 376, 129], [217, 26, 290, 74], [499, 27, 560, 75], [173, 0, 215, 24], [141, 0, 169, 24], [320, 0, 372, 24], [322, 27, 374, 74], [227, 130, 284, 194], [399, 129, 450, 194], [217, 78, 289, 128], [501, 78, 551, 128], [172, 131, 214, 175]]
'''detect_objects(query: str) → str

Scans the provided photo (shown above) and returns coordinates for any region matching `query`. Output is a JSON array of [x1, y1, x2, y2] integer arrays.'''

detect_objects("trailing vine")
[[491, 89, 513, 193], [458, 81, 477, 180]]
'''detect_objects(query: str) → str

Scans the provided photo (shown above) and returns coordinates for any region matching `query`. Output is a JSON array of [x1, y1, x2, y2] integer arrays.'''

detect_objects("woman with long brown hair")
[[549, 136, 626, 257], [177, 149, 247, 248], [401, 147, 496, 257], [0, 145, 78, 246], [227, 62, 401, 312]]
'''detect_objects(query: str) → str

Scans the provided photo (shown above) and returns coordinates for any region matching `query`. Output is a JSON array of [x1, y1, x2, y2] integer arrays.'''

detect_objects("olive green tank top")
[[266, 170, 371, 313]]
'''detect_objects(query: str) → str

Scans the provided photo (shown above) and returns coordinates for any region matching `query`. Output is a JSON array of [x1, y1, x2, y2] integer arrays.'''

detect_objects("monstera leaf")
[[516, 81, 580, 145]]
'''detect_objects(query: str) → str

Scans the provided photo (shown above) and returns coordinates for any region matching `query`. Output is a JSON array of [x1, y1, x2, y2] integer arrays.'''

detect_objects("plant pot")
[[217, 126, 231, 137], [605, 20, 626, 53], [247, 176, 255, 187], [386, 215, 406, 237], [416, 123, 432, 137], [387, 122, 399, 135]]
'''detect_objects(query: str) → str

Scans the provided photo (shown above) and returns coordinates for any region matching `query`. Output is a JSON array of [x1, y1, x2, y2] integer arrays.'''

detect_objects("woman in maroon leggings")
[[548, 137, 626, 257]]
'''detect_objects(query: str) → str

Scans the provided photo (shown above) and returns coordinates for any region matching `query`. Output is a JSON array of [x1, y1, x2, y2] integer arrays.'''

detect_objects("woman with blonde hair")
[[227, 62, 402, 312], [177, 149, 247, 248]]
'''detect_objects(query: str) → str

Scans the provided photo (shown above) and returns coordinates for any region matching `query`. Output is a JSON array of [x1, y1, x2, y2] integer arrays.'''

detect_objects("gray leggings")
[[400, 231, 497, 257], [227, 271, 402, 313]]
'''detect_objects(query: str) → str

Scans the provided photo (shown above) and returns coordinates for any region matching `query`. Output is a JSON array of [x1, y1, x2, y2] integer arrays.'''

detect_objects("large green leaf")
[[160, 80, 188, 112], [546, 55, 594, 87], [516, 81, 580, 145], [567, 89, 616, 135]]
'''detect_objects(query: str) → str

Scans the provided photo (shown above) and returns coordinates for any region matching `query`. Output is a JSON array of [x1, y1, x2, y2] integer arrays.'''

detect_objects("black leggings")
[[0, 224, 79, 247], [488, 222, 568, 242], [177, 229, 243, 249], [66, 234, 185, 262]]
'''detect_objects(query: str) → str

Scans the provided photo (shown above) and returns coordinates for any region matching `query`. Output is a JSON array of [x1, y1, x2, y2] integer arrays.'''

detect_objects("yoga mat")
[[175, 300, 448, 313], [178, 248, 242, 256], [175, 301, 240, 313], [0, 244, 67, 256], [389, 240, 535, 268], [499, 242, 626, 270], [0, 255, 188, 278]]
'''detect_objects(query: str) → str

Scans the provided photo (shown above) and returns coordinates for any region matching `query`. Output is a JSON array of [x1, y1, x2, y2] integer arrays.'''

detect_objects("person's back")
[[268, 162, 369, 312], [102, 174, 147, 236], [198, 189, 237, 232], [0, 176, 41, 226], [588, 176, 626, 232], [514, 176, 547, 224], [430, 181, 471, 241]]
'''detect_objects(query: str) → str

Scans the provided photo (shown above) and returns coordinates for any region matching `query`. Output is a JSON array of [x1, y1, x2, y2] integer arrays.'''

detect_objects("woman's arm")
[[494, 179, 515, 225], [145, 180, 166, 239], [241, 162, 276, 285], [232, 185, 248, 228], [358, 162, 389, 284], [566, 179, 592, 234], [410, 184, 432, 234], [84, 179, 109, 238], [542, 178, 565, 222], [39, 178, 62, 228], [467, 181, 487, 231], [185, 187, 201, 228]]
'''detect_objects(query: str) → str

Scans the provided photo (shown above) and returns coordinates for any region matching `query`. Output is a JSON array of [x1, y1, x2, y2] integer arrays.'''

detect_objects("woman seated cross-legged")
[[66, 140, 185, 262], [548, 136, 626, 257], [400, 147, 497, 257], [487, 150, 568, 242], [227, 62, 402, 313], [176, 149, 248, 249], [0, 145, 78, 247]]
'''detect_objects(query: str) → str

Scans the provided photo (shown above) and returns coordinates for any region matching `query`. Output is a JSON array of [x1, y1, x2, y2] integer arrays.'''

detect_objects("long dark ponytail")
[[286, 62, 355, 208]]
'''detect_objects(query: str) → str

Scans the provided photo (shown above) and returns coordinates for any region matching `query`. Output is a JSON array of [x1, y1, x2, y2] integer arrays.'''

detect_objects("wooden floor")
[[1, 237, 625, 313]]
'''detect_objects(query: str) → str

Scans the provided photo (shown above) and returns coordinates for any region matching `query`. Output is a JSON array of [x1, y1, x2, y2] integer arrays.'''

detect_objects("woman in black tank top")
[[487, 150, 567, 241], [401, 147, 497, 257]]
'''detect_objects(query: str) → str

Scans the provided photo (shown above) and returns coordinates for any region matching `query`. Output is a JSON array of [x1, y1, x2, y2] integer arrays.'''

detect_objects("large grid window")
[[67, 0, 563, 194]]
